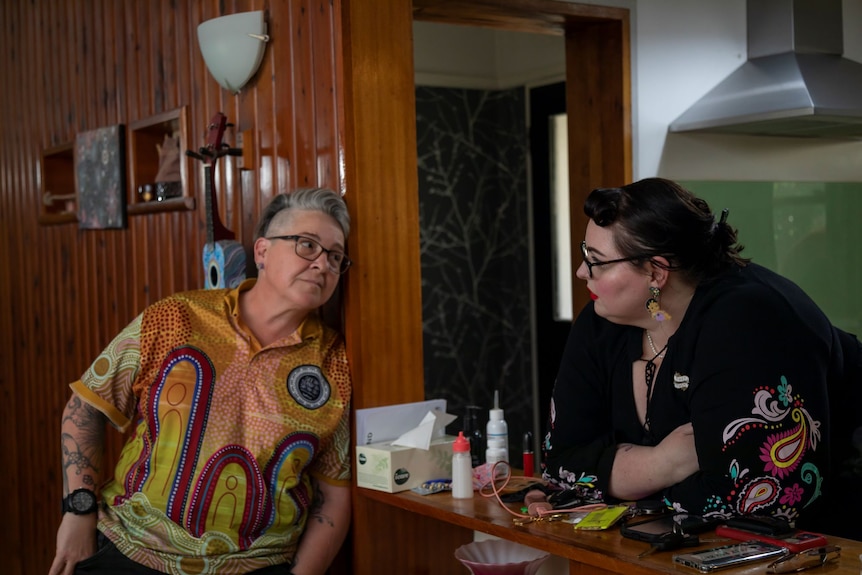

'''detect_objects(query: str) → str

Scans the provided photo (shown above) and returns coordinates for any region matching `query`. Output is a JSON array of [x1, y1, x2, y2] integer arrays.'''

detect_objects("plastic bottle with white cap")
[[485, 390, 509, 465]]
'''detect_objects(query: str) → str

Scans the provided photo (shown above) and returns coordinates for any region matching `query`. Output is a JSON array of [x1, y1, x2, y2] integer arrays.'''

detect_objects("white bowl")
[[455, 539, 550, 575]]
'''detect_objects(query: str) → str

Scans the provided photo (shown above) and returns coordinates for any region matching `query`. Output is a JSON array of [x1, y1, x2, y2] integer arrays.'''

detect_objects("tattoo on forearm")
[[61, 397, 105, 492], [308, 479, 335, 528]]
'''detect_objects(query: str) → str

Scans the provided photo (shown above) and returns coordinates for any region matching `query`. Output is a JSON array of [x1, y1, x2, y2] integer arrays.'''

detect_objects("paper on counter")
[[391, 410, 458, 450]]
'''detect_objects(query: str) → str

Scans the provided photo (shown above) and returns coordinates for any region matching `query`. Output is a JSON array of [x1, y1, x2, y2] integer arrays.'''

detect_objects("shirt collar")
[[224, 278, 324, 346]]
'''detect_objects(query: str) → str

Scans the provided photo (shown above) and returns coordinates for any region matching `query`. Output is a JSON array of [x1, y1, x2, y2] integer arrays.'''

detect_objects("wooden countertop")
[[359, 486, 862, 575]]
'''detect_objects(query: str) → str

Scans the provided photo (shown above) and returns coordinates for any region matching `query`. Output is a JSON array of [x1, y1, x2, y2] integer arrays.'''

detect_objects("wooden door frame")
[[339, 1, 630, 572], [340, 0, 632, 410]]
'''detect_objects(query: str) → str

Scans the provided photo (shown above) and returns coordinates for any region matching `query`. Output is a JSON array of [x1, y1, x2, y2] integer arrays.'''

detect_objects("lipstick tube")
[[522, 431, 534, 477]]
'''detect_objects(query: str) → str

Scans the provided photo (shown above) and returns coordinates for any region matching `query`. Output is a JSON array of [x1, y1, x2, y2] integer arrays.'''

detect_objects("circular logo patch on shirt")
[[287, 365, 331, 410]]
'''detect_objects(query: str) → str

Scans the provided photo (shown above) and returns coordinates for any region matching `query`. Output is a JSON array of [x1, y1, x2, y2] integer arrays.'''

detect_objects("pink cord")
[[477, 461, 607, 521]]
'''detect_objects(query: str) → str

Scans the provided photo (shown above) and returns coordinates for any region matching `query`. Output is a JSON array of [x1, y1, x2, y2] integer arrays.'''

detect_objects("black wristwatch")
[[62, 488, 99, 515]]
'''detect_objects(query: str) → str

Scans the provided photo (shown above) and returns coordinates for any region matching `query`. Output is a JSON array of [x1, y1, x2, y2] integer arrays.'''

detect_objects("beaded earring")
[[646, 286, 671, 322]]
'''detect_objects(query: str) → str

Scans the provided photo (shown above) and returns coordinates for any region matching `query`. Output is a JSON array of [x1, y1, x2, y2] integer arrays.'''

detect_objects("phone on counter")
[[714, 525, 829, 553], [621, 513, 722, 543], [673, 542, 788, 572]]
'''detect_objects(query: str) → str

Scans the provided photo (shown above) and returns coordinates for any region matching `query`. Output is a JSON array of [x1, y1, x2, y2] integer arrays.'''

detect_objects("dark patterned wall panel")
[[416, 86, 533, 459]]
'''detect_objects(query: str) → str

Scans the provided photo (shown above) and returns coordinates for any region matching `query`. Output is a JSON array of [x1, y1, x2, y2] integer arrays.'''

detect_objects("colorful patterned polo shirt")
[[70, 279, 351, 574]]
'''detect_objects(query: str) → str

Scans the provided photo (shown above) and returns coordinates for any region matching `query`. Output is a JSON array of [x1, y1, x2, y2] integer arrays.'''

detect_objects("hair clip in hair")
[[646, 286, 671, 322]]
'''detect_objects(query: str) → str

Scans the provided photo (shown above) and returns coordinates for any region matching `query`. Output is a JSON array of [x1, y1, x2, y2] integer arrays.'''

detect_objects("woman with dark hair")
[[542, 177, 852, 529]]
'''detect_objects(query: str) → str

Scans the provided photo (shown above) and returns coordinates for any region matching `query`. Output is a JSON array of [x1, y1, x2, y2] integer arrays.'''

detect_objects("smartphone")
[[621, 513, 721, 543], [714, 525, 829, 554], [673, 542, 788, 572]]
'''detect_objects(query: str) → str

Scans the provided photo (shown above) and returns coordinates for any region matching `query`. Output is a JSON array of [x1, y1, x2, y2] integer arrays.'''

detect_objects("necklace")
[[642, 330, 668, 433], [645, 330, 666, 359]]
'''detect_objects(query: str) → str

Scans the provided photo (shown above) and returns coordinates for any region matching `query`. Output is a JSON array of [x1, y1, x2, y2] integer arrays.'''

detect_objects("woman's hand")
[[49, 513, 98, 575]]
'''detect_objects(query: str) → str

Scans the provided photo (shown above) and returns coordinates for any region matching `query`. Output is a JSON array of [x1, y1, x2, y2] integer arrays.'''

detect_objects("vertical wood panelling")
[[1, 2, 343, 573], [313, 0, 340, 187], [1, 2, 21, 570]]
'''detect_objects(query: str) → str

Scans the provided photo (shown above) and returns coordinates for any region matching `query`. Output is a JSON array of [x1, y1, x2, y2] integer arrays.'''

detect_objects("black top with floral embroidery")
[[541, 263, 843, 529]]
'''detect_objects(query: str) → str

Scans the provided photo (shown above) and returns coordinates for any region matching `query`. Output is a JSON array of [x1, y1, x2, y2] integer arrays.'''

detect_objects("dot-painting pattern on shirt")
[[70, 279, 352, 574]]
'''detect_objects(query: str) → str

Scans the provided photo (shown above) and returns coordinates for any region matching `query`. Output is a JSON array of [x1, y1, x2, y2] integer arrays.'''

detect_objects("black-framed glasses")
[[580, 241, 645, 278], [267, 235, 352, 274]]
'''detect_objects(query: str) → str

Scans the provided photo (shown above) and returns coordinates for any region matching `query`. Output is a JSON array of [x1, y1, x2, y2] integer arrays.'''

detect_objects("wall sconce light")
[[197, 11, 269, 94]]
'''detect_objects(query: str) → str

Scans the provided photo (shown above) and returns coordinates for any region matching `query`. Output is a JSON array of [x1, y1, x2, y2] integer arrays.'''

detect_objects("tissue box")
[[356, 435, 456, 493]]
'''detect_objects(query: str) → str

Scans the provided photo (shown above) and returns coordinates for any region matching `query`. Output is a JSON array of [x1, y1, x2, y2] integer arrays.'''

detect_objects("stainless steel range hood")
[[670, 0, 862, 138]]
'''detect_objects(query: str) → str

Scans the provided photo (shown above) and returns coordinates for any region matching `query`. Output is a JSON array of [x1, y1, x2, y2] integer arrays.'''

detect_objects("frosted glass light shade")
[[197, 11, 269, 94]]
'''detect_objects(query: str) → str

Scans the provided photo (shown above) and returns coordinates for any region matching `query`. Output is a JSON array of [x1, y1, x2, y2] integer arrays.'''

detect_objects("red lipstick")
[[589, 290, 598, 301]]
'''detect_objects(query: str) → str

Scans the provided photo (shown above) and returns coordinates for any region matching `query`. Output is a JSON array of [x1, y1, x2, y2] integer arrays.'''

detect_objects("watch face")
[[67, 489, 97, 514]]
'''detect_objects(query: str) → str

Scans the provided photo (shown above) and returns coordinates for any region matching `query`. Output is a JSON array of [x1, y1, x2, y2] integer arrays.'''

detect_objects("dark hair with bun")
[[584, 177, 749, 284]]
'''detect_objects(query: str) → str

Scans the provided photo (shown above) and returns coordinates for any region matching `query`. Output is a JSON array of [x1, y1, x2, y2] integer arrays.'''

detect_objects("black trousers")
[[74, 532, 291, 574]]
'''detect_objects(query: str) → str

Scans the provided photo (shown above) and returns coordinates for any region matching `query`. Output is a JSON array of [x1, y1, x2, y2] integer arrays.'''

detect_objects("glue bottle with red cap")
[[451, 431, 474, 499]]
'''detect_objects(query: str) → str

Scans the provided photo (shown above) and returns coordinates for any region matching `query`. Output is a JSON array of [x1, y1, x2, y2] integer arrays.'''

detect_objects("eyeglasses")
[[580, 241, 645, 278], [267, 235, 352, 274]]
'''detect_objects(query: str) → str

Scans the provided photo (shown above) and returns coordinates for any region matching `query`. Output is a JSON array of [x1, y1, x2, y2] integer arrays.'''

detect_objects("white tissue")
[[391, 410, 457, 450]]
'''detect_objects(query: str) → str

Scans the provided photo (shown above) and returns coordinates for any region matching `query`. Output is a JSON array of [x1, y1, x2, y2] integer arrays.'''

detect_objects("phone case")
[[724, 515, 794, 536], [621, 515, 677, 543], [714, 525, 829, 553], [673, 542, 788, 572], [621, 513, 721, 542]]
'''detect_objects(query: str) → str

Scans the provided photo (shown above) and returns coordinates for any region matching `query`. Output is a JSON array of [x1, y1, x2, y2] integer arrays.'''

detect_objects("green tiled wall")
[[683, 181, 862, 334]]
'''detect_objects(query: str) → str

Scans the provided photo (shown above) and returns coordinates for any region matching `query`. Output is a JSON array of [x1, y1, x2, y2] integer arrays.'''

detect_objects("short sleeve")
[[70, 314, 143, 432]]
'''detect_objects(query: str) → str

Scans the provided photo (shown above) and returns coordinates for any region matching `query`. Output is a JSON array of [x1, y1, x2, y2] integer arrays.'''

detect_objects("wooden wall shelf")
[[127, 106, 192, 215], [38, 143, 77, 225]]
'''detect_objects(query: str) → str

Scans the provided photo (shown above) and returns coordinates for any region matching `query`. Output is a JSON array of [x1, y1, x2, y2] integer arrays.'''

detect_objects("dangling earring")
[[646, 286, 671, 322]]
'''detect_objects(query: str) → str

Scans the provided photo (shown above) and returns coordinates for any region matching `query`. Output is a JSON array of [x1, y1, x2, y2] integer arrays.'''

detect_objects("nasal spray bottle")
[[485, 390, 509, 465]]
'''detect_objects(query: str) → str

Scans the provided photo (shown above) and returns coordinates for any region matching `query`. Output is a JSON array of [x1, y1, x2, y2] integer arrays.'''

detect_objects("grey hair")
[[254, 188, 351, 241]]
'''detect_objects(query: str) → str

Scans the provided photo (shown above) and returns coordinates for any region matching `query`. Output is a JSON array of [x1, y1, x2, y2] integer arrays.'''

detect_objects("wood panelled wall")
[[0, 1, 347, 573]]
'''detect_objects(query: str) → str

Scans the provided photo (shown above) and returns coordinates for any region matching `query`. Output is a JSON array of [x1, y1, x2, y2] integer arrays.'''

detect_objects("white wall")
[[414, 0, 862, 182], [642, 0, 862, 182]]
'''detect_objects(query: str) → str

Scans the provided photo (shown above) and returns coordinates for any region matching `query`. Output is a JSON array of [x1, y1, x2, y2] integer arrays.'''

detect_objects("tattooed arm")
[[49, 394, 106, 575], [290, 478, 351, 575]]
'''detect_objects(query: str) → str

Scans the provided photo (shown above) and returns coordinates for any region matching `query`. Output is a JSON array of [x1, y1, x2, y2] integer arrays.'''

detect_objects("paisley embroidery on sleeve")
[[719, 375, 822, 518]]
